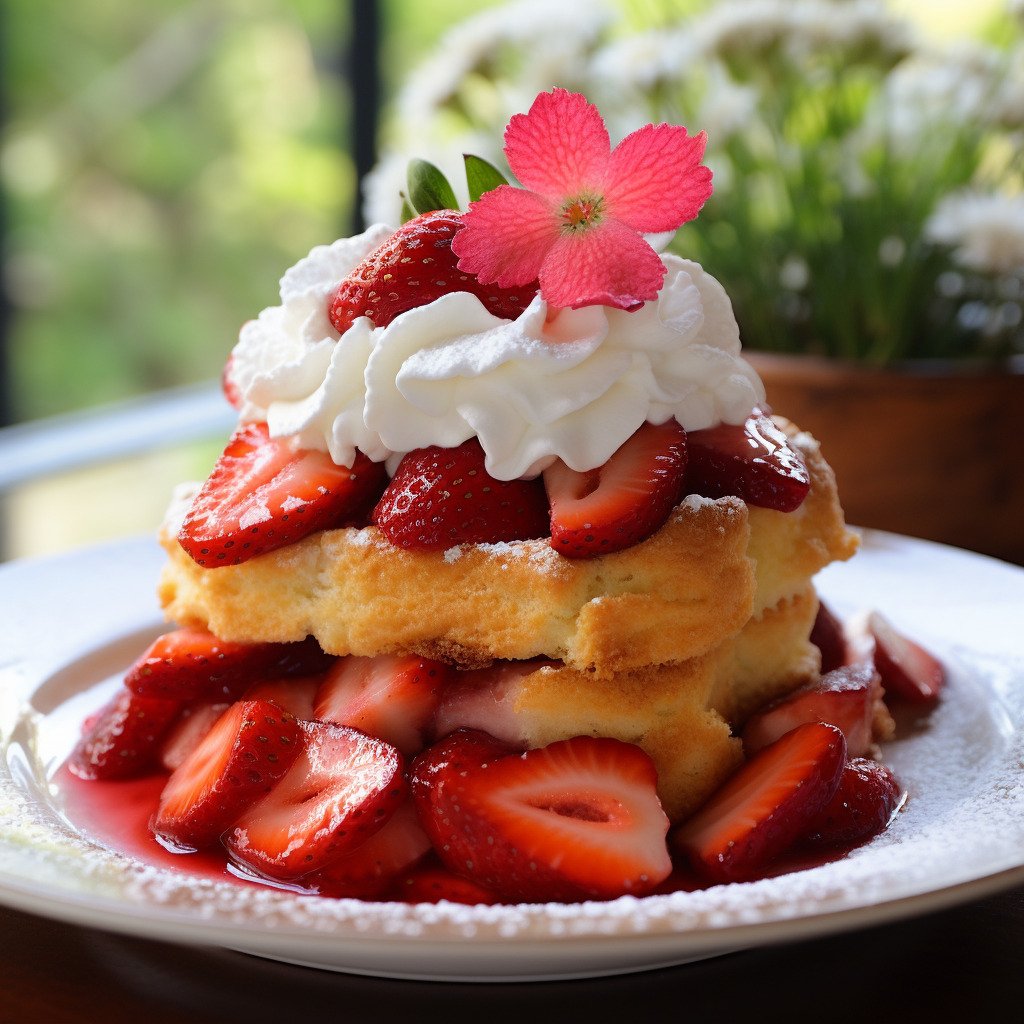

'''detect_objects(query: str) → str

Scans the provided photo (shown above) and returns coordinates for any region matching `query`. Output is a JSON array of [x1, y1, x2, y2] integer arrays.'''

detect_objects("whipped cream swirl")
[[231, 224, 765, 480]]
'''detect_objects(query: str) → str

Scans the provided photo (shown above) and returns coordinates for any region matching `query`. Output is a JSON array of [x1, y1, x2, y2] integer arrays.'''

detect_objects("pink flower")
[[451, 88, 713, 312]]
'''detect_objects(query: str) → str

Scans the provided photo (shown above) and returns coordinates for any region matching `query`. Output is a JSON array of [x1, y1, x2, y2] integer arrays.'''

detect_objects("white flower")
[[926, 191, 1024, 275], [693, 0, 913, 69]]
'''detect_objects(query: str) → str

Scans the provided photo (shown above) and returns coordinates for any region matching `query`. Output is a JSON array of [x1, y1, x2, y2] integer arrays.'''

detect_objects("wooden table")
[[3, 886, 1022, 1023]]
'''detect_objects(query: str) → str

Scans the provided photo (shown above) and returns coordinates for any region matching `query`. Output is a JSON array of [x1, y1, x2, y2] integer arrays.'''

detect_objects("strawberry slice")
[[544, 419, 688, 559], [672, 722, 846, 882], [431, 659, 556, 748], [742, 663, 882, 758], [810, 600, 848, 674], [372, 437, 549, 550], [391, 861, 498, 906], [178, 422, 388, 568], [803, 757, 905, 849], [69, 688, 183, 780], [314, 654, 451, 756], [125, 629, 332, 702], [152, 699, 302, 851], [224, 720, 405, 881], [866, 611, 945, 704], [685, 409, 809, 512], [327, 210, 538, 335], [159, 702, 231, 772], [243, 676, 321, 720], [306, 798, 432, 899], [410, 729, 672, 902]]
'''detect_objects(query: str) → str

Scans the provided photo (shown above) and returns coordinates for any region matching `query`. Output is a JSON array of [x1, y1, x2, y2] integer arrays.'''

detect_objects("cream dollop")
[[231, 225, 765, 479]]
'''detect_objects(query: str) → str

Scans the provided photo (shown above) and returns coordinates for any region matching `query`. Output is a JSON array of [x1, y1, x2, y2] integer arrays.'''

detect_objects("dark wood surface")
[[2, 885, 1022, 1024]]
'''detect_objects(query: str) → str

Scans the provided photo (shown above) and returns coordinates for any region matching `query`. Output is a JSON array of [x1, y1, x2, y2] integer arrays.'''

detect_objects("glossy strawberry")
[[866, 611, 945, 704], [327, 210, 538, 336], [372, 437, 549, 550], [306, 799, 432, 899], [803, 757, 904, 849], [672, 722, 846, 882], [810, 600, 848, 674], [159, 702, 230, 772], [242, 676, 321, 720], [125, 629, 331, 702], [410, 729, 672, 902], [391, 862, 498, 906], [742, 662, 882, 758], [179, 422, 388, 568], [152, 699, 302, 851], [685, 409, 810, 512], [224, 720, 405, 881], [69, 688, 183, 780], [544, 419, 688, 558], [314, 654, 451, 756]]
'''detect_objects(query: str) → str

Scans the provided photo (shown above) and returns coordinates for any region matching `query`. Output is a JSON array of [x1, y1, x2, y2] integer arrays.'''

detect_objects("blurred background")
[[1, 0, 1021, 562]]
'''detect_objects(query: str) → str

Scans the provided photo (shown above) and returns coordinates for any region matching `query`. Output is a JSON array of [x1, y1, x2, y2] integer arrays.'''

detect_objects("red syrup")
[[54, 760, 875, 905]]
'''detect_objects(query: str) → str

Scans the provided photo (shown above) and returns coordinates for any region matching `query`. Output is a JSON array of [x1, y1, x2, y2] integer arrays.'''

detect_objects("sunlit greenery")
[[2, 0, 505, 422]]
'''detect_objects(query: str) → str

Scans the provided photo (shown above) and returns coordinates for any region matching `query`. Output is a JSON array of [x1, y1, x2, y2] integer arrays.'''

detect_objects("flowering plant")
[[367, 0, 1024, 364]]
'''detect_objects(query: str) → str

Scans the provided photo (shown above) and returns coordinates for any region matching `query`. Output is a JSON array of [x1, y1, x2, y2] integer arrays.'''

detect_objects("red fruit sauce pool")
[[53, 762, 859, 904]]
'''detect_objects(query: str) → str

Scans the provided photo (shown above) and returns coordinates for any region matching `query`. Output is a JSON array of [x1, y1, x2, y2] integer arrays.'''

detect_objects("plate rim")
[[1, 531, 1023, 976]]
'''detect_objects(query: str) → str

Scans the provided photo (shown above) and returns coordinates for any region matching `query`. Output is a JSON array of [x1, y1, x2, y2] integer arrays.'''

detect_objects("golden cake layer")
[[447, 582, 821, 821], [159, 425, 856, 678]]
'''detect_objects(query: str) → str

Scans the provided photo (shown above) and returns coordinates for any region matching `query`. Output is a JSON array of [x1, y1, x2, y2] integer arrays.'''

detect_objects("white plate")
[[1, 533, 1023, 982]]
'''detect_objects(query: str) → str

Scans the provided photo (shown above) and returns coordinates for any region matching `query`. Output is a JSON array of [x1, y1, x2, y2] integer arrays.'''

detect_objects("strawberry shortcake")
[[68, 89, 941, 904]]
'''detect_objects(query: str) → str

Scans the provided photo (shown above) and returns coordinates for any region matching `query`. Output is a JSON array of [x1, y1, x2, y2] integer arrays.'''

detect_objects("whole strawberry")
[[327, 210, 538, 335]]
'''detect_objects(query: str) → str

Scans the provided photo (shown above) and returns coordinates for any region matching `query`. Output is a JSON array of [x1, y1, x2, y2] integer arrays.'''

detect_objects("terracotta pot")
[[749, 352, 1024, 566]]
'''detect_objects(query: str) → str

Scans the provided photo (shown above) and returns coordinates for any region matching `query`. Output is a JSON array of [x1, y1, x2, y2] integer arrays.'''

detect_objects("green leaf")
[[407, 159, 459, 214], [464, 154, 508, 202], [399, 192, 416, 224]]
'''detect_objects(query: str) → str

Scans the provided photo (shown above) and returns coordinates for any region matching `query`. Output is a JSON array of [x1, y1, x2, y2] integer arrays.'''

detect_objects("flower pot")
[[750, 353, 1024, 566]]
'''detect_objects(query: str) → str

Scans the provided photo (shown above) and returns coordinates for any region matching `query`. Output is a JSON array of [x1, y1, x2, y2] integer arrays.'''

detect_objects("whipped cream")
[[231, 224, 765, 480]]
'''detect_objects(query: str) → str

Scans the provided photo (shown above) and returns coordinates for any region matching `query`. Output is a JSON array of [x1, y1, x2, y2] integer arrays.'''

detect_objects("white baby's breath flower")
[[693, 0, 913, 70], [926, 191, 1024, 275], [589, 28, 698, 95]]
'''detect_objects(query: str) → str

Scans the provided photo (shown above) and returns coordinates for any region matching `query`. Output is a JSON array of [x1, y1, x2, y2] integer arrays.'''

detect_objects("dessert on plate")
[[68, 89, 943, 904]]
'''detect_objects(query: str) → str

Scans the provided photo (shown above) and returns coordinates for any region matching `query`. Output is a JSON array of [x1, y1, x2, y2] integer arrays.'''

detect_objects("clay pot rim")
[[747, 350, 1024, 382]]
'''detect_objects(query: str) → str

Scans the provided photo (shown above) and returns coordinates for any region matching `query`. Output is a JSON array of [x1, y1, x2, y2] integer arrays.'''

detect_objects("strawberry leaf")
[[399, 192, 416, 224], [407, 159, 459, 215], [464, 154, 508, 203]]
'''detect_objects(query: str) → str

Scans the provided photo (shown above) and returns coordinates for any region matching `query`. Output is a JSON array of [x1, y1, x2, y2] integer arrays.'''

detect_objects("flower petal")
[[605, 125, 713, 232], [453, 185, 560, 287], [504, 88, 611, 197], [539, 219, 667, 311]]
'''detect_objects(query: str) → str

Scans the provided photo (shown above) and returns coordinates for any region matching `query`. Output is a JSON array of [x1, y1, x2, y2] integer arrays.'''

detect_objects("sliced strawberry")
[[685, 409, 809, 512], [672, 722, 846, 883], [803, 757, 904, 849], [314, 654, 451, 756], [178, 422, 388, 568], [327, 210, 538, 336], [866, 611, 945, 704], [68, 688, 183, 780], [410, 729, 672, 902], [810, 599, 848, 674], [391, 861, 498, 906], [125, 629, 331, 702], [159, 702, 231, 772], [152, 699, 302, 851], [544, 420, 688, 559], [431, 659, 555, 747], [372, 437, 549, 550], [224, 720, 405, 881], [306, 798, 432, 899], [221, 353, 242, 410], [742, 662, 882, 758], [243, 676, 321, 720]]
